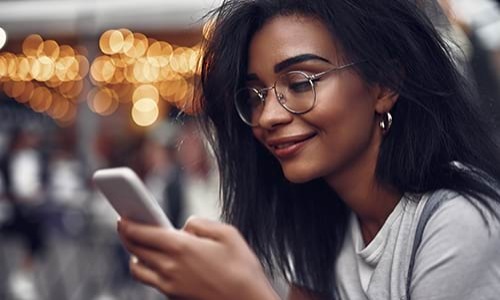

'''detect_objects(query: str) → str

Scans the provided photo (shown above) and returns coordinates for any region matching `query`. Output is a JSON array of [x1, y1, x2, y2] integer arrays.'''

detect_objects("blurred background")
[[0, 0, 499, 300], [0, 1, 223, 299]]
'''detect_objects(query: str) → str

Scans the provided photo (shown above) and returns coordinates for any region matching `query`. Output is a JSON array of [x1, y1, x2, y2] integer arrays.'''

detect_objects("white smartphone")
[[92, 167, 173, 228]]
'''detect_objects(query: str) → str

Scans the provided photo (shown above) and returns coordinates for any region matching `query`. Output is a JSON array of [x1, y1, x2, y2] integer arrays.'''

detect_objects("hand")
[[117, 217, 280, 300]]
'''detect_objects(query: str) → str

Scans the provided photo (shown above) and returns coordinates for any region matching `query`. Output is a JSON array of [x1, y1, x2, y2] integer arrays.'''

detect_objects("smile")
[[267, 132, 317, 159]]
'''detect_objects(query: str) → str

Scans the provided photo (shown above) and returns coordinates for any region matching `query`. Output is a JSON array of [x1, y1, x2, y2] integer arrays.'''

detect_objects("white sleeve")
[[410, 195, 500, 300]]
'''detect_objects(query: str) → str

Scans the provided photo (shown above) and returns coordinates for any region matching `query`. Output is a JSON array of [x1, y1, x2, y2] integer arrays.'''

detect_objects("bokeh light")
[[1, 28, 203, 127], [0, 27, 7, 50], [132, 98, 159, 127]]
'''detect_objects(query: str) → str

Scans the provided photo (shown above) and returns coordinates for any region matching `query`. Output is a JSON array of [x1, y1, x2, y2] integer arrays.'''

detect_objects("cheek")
[[313, 81, 377, 148], [315, 81, 374, 127], [252, 128, 265, 145]]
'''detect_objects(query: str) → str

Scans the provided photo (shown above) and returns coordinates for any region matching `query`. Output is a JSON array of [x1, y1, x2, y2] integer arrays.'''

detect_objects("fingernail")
[[131, 255, 139, 264]]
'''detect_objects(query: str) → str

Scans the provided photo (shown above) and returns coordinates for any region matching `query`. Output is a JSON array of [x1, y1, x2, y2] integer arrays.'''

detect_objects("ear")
[[373, 84, 399, 114]]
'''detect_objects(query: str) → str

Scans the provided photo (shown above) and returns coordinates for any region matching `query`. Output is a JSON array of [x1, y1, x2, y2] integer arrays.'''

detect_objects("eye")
[[282, 73, 312, 93], [248, 91, 263, 108]]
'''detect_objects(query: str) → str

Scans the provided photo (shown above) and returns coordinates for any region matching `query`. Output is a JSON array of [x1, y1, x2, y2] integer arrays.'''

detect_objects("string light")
[[1, 29, 202, 127]]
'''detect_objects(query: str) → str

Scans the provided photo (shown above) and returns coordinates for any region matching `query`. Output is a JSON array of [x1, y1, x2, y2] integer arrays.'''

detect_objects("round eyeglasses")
[[234, 61, 363, 126]]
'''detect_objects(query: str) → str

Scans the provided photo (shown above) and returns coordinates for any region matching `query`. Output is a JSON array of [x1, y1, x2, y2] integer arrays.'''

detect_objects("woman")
[[117, 0, 500, 299]]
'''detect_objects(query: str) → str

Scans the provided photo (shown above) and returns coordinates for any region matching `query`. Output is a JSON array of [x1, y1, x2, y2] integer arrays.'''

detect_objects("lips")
[[267, 132, 317, 159]]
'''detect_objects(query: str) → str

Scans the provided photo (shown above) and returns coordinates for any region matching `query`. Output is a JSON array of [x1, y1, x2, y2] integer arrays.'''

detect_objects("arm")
[[117, 217, 280, 300], [410, 196, 500, 299]]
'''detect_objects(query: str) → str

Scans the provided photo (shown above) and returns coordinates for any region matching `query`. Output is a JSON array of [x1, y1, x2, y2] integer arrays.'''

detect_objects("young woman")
[[117, 0, 500, 299]]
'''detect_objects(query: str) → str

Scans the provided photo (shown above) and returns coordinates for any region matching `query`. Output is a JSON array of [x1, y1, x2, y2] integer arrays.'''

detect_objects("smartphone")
[[92, 167, 172, 228]]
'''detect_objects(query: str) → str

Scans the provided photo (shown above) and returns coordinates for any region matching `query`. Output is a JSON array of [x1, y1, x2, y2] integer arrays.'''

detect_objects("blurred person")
[[140, 120, 184, 227], [47, 127, 88, 238], [173, 118, 220, 224], [439, 0, 500, 145], [117, 1, 500, 299], [0, 126, 48, 300]]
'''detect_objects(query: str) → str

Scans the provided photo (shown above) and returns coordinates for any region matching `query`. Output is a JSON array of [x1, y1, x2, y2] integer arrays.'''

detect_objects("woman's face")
[[248, 15, 387, 184]]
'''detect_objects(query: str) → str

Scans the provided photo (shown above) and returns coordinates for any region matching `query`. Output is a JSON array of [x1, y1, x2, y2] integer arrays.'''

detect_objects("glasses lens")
[[276, 72, 315, 113], [235, 88, 263, 125]]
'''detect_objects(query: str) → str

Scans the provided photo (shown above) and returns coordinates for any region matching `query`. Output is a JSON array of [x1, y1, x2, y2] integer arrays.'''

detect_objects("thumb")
[[182, 216, 234, 241]]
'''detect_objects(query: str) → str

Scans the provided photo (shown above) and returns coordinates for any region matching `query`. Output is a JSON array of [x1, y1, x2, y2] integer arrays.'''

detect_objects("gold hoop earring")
[[379, 112, 393, 132]]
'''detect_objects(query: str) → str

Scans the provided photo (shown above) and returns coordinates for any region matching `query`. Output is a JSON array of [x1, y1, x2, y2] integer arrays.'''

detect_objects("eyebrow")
[[245, 53, 331, 81], [274, 53, 331, 73]]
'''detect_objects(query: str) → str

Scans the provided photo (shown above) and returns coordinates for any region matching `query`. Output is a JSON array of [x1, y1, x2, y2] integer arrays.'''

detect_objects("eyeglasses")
[[234, 61, 363, 126]]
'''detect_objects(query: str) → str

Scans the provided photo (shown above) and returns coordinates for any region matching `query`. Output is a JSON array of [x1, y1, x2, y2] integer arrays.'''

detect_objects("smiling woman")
[[116, 1, 500, 299]]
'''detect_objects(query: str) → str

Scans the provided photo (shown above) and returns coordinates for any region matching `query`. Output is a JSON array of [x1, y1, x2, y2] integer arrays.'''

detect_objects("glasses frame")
[[235, 61, 363, 126]]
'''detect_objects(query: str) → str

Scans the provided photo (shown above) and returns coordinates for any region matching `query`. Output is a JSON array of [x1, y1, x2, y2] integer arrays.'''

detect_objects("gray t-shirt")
[[335, 190, 500, 300]]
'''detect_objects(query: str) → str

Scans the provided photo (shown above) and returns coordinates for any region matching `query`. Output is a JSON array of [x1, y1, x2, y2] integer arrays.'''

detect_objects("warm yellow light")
[[55, 56, 79, 81], [176, 83, 198, 116], [158, 65, 176, 82], [4, 53, 17, 79], [76, 55, 89, 80], [189, 48, 200, 74], [133, 57, 159, 83], [88, 87, 118, 116], [10, 81, 26, 98], [133, 84, 159, 103], [35, 56, 55, 81], [109, 67, 125, 84], [119, 28, 135, 54], [2, 80, 13, 97], [45, 76, 62, 88], [146, 41, 171, 68], [37, 40, 60, 60], [59, 80, 83, 99], [17, 56, 32, 81], [123, 64, 137, 83], [132, 97, 159, 127], [158, 74, 187, 101], [183, 48, 197, 76], [90, 56, 115, 82], [99, 30, 115, 55], [111, 83, 133, 103], [109, 30, 125, 54], [59, 45, 75, 58], [16, 81, 34, 103], [0, 56, 7, 78], [124, 33, 148, 59], [22, 34, 43, 57], [170, 47, 192, 74], [170, 77, 188, 103], [202, 19, 215, 41], [28, 57, 41, 79], [47, 93, 70, 119], [30, 86, 52, 112]]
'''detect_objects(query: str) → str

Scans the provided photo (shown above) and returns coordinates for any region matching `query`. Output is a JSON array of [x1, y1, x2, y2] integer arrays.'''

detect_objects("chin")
[[281, 166, 320, 183]]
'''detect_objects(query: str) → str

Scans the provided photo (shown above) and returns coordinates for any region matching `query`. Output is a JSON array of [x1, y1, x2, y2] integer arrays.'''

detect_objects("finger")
[[118, 219, 188, 253], [121, 238, 178, 277], [182, 216, 236, 241], [129, 255, 163, 287], [130, 258, 191, 299], [129, 256, 174, 294]]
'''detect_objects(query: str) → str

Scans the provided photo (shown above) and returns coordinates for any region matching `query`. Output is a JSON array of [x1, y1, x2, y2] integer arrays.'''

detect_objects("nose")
[[256, 88, 293, 129]]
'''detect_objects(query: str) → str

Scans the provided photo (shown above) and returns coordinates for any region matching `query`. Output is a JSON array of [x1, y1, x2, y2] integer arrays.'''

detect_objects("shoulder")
[[414, 189, 500, 265], [409, 190, 500, 298], [422, 190, 500, 236]]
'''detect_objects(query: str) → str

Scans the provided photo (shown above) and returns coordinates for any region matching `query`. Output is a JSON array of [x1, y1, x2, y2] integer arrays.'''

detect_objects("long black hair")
[[198, 0, 500, 298]]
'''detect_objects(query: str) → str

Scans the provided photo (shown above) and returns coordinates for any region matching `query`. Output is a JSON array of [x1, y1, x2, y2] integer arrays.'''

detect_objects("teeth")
[[275, 142, 296, 149]]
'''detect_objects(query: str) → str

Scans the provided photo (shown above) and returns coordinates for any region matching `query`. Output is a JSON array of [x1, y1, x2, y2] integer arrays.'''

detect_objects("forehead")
[[248, 15, 342, 71]]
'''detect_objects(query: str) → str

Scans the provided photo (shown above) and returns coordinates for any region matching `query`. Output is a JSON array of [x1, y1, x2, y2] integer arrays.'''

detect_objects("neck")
[[324, 135, 401, 244]]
